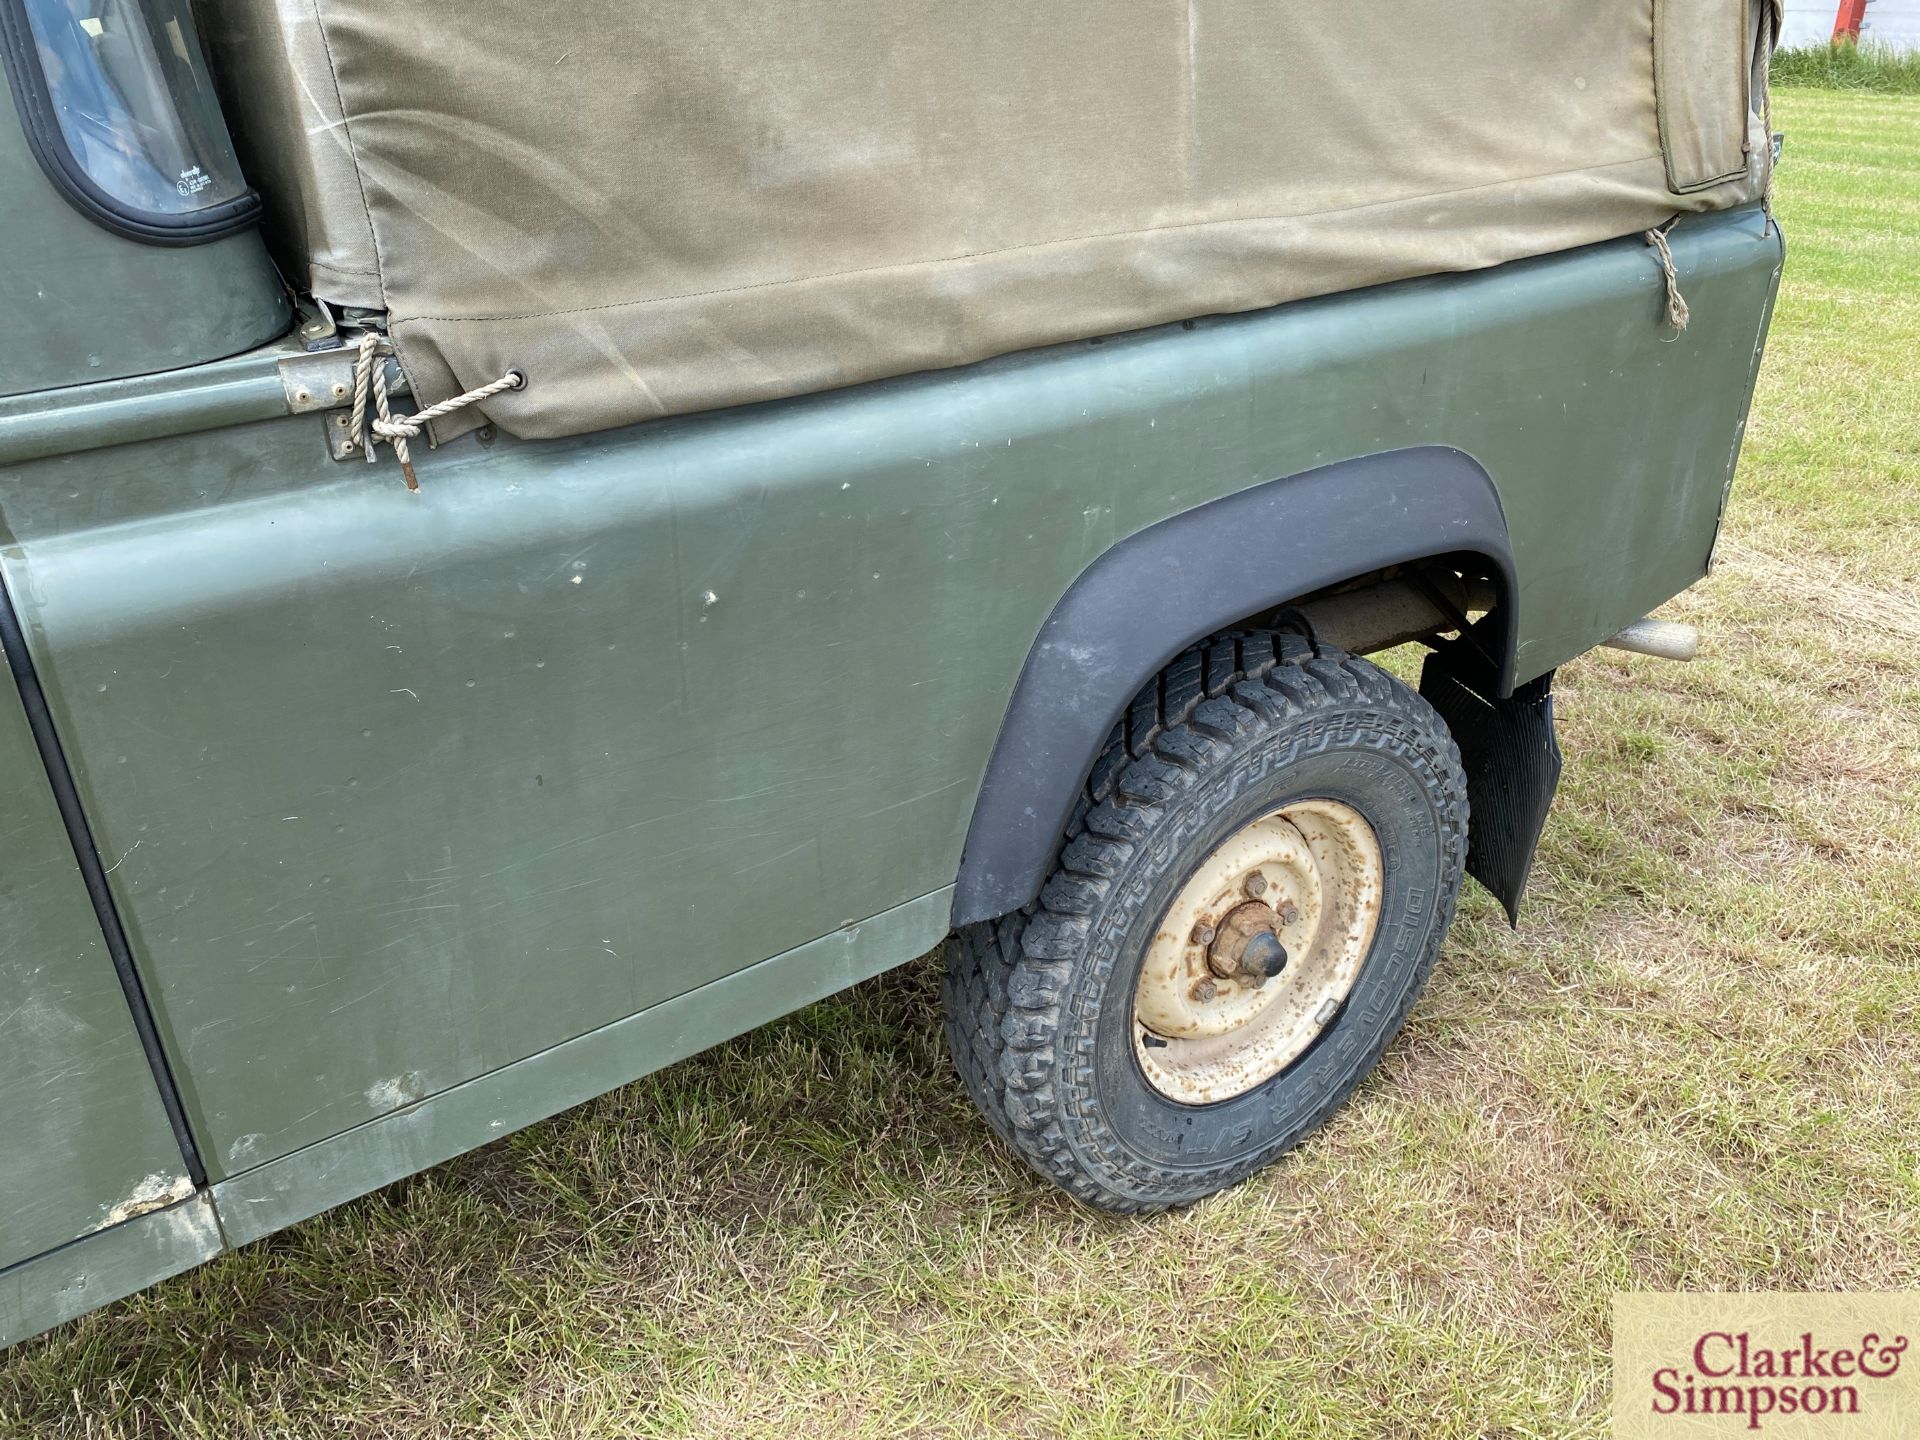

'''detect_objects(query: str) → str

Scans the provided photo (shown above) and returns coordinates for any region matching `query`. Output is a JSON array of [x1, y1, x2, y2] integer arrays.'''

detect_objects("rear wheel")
[[943, 633, 1469, 1212]]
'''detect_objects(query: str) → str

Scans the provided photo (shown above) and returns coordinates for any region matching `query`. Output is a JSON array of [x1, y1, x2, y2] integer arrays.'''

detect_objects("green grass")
[[1773, 40, 1920, 93], [3, 89, 1919, 1439]]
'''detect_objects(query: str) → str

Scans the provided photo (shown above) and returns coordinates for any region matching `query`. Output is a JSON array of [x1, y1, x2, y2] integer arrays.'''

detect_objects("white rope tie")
[[1643, 221, 1690, 332], [350, 331, 523, 491], [1761, 80, 1777, 237]]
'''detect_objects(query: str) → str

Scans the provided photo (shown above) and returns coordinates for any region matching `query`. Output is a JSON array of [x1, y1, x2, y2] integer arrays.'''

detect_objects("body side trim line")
[[0, 344, 290, 466]]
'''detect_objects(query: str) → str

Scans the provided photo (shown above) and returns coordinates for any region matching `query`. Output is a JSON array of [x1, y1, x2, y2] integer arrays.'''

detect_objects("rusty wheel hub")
[[1204, 898, 1290, 982], [1132, 798, 1383, 1104]]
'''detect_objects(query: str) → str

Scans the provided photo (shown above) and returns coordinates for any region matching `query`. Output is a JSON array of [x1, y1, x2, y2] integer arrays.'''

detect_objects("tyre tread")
[[942, 631, 1468, 1212]]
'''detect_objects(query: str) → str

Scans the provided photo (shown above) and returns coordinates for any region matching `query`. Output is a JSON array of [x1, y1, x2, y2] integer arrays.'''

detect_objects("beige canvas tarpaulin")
[[204, 0, 1779, 443]]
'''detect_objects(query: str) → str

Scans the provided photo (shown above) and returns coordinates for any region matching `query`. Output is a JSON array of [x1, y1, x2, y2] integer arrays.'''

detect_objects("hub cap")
[[1132, 798, 1384, 1104]]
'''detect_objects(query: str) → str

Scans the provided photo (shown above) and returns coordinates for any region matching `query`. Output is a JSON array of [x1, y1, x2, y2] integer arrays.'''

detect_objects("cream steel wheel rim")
[[1132, 798, 1385, 1105]]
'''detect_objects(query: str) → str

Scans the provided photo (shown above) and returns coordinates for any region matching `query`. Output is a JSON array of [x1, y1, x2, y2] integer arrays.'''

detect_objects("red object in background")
[[1834, 0, 1869, 40]]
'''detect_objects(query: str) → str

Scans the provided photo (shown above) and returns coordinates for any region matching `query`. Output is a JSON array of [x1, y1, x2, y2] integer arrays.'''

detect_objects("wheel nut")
[[1190, 922, 1216, 946], [1243, 872, 1268, 899], [1189, 976, 1218, 1004], [1277, 899, 1300, 926]]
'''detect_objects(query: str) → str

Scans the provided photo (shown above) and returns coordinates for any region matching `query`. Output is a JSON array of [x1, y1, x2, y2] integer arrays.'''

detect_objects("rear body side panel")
[[0, 210, 1781, 1265]]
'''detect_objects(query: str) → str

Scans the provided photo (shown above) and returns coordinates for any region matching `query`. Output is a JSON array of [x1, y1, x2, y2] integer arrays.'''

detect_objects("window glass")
[[19, 0, 248, 217]]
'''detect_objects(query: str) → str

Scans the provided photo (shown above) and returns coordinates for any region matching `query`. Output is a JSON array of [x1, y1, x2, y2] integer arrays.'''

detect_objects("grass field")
[[1773, 41, 1920, 93], [3, 89, 1917, 1439]]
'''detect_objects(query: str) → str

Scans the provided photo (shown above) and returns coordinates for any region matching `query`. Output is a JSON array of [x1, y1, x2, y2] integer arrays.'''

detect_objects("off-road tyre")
[[943, 632, 1470, 1212]]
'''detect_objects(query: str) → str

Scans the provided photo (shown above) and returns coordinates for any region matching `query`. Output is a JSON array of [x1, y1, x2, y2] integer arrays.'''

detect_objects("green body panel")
[[0, 886, 942, 1350], [212, 885, 951, 1245], [0, 670, 188, 1270], [0, 78, 288, 399], [0, 208, 1780, 1183], [0, 1196, 222, 1348]]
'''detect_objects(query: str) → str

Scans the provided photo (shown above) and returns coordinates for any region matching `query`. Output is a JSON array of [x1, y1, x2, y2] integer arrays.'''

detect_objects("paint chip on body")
[[103, 1173, 195, 1228], [365, 1071, 427, 1113]]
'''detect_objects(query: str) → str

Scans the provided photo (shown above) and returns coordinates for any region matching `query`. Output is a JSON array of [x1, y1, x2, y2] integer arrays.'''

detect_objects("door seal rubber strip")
[[0, 575, 208, 1187]]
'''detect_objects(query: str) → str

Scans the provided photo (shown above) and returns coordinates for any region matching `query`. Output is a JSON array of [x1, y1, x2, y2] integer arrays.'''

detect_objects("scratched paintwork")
[[0, 670, 190, 1271], [0, 208, 1779, 1190], [0, 1194, 222, 1349]]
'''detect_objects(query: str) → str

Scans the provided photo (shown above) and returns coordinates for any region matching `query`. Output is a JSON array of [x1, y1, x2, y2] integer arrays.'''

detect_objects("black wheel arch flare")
[[951, 446, 1517, 929]]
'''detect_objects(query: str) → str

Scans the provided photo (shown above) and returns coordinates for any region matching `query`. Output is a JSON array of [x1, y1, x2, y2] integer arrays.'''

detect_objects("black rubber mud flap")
[[1419, 649, 1562, 925]]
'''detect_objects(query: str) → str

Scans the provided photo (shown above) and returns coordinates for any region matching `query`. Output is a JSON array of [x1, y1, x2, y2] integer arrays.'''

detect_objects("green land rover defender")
[[0, 0, 1784, 1346]]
